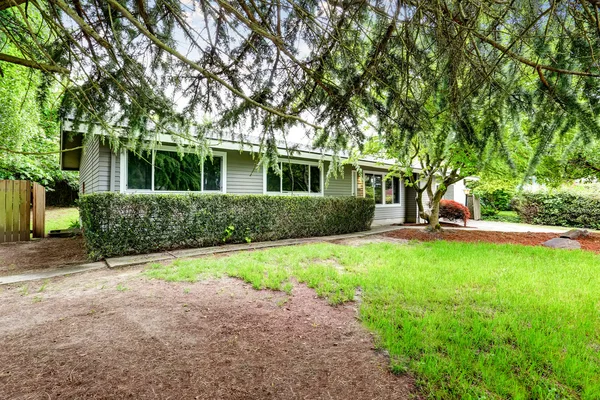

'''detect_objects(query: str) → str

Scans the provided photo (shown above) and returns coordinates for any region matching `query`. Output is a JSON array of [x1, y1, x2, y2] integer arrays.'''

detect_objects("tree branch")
[[106, 0, 323, 130], [0, 146, 83, 155], [0, 52, 70, 74], [0, 0, 25, 10], [471, 30, 600, 77]]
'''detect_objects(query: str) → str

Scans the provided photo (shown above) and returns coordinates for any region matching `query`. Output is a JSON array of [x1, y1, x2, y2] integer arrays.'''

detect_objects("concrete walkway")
[[0, 226, 400, 286], [0, 262, 106, 285]]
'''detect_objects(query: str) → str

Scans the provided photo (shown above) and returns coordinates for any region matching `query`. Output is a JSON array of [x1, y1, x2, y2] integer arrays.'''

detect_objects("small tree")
[[399, 136, 478, 231]]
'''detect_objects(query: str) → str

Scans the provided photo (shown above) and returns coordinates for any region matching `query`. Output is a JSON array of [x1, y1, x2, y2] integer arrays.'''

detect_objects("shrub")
[[440, 200, 471, 226], [513, 191, 600, 229], [79, 193, 375, 259]]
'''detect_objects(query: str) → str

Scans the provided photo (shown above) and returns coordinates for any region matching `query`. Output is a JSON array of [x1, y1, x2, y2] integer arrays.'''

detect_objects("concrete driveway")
[[465, 219, 573, 233]]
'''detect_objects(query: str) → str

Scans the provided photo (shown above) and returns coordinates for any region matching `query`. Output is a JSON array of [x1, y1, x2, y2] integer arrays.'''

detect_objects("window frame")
[[121, 147, 227, 194], [362, 170, 402, 207], [263, 159, 324, 196]]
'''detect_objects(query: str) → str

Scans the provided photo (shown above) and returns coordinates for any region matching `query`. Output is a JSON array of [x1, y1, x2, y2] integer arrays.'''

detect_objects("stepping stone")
[[559, 229, 589, 240], [542, 237, 581, 250]]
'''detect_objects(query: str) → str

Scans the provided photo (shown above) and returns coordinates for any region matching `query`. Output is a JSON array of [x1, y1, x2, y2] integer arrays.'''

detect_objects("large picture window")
[[266, 161, 322, 194], [126, 149, 225, 192], [365, 172, 400, 205]]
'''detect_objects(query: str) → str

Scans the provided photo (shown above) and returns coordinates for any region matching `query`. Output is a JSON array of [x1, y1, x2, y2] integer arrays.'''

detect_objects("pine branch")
[[106, 0, 323, 130], [0, 52, 69, 74], [470, 30, 600, 78]]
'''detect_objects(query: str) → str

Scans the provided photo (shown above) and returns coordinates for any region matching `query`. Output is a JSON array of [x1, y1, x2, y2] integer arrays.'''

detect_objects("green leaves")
[[514, 191, 600, 229], [79, 193, 375, 259]]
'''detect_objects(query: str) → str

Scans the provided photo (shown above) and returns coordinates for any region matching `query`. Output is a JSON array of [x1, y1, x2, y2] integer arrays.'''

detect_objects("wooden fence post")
[[32, 183, 45, 238], [0, 180, 6, 243]]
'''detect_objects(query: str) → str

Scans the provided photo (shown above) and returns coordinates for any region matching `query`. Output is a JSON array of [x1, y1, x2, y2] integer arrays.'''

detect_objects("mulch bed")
[[0, 273, 416, 399], [385, 229, 600, 252], [0, 237, 88, 276]]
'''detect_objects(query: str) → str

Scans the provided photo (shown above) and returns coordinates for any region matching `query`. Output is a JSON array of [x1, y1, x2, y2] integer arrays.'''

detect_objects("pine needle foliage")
[[0, 0, 598, 171]]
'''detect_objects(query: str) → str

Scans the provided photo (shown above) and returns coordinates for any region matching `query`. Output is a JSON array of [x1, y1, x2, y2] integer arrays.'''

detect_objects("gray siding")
[[98, 141, 112, 192], [80, 136, 119, 194], [79, 135, 100, 194], [226, 150, 263, 194], [324, 163, 353, 197], [374, 205, 404, 221]]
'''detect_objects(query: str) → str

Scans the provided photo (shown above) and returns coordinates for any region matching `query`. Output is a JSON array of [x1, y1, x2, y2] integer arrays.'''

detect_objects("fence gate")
[[0, 180, 45, 243]]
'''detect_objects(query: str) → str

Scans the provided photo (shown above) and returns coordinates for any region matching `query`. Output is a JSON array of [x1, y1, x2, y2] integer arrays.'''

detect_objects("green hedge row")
[[79, 193, 375, 259], [513, 192, 600, 229]]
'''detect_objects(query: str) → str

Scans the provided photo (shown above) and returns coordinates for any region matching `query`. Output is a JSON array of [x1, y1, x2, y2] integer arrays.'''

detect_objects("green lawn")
[[146, 241, 600, 399], [45, 207, 79, 234], [482, 210, 521, 223]]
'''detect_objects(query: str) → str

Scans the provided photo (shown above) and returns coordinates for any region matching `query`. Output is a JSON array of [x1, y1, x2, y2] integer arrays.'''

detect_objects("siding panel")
[[226, 151, 263, 194], [324, 163, 353, 197], [79, 135, 99, 194]]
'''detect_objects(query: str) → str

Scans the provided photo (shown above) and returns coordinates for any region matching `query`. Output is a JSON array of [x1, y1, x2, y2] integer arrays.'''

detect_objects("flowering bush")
[[440, 200, 471, 226]]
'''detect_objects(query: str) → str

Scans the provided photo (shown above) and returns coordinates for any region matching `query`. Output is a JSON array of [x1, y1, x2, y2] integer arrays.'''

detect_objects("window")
[[127, 151, 152, 190], [126, 149, 225, 192], [364, 172, 401, 205], [266, 162, 321, 194], [365, 174, 382, 204]]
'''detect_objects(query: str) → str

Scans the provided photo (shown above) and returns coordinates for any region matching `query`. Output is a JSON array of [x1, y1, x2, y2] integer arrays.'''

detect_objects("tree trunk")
[[427, 200, 441, 231]]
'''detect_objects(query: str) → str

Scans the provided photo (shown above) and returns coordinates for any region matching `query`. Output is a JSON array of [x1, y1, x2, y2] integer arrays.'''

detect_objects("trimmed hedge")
[[79, 193, 375, 259], [513, 192, 600, 229]]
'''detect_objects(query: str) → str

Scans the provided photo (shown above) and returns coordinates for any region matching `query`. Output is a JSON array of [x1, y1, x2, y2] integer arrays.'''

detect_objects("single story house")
[[60, 120, 467, 225]]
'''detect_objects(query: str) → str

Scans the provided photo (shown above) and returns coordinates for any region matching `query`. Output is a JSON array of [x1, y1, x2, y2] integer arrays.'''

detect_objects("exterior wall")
[[79, 137, 120, 194], [226, 150, 263, 194], [361, 166, 405, 223], [452, 179, 467, 206], [324, 163, 353, 197], [85, 140, 410, 224], [443, 184, 455, 200], [97, 142, 112, 192], [79, 136, 100, 194]]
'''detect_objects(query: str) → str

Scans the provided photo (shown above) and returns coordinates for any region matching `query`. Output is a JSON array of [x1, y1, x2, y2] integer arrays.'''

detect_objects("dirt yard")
[[385, 229, 600, 252], [0, 268, 416, 399], [0, 236, 87, 276]]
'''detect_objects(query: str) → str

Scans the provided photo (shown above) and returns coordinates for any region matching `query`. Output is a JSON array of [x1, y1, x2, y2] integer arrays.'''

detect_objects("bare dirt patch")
[[0, 269, 416, 399], [0, 236, 87, 276], [385, 229, 600, 252]]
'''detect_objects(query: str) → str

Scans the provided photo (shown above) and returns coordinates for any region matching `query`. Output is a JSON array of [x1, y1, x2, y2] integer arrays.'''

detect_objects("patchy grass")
[[146, 241, 600, 399], [45, 207, 79, 233]]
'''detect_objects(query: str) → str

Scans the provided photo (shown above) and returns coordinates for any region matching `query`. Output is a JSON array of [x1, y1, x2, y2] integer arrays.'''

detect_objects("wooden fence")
[[0, 180, 45, 243]]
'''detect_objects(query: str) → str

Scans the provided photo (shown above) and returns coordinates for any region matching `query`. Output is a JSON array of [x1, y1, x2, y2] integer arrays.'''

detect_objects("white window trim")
[[262, 159, 324, 196], [122, 146, 227, 194], [362, 170, 402, 207]]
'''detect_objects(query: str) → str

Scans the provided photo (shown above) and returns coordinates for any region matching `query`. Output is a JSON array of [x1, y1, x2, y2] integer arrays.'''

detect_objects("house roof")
[[61, 118, 419, 172]]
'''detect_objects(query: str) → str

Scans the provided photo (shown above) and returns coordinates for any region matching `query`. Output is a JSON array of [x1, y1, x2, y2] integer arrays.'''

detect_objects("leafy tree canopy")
[[0, 28, 76, 186]]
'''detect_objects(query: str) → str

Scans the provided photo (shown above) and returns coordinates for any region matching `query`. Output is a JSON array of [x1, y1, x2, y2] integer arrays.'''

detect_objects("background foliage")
[[0, 30, 78, 193], [513, 191, 600, 230], [79, 193, 375, 259]]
